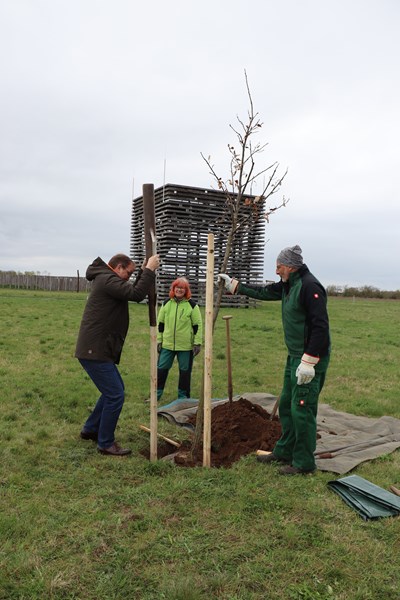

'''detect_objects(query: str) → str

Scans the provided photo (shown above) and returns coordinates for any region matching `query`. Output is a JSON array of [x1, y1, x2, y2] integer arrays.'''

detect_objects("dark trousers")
[[273, 354, 330, 471], [79, 358, 125, 449], [157, 349, 193, 400]]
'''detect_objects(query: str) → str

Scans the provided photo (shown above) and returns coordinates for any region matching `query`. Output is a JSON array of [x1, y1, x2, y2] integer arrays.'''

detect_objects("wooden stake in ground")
[[142, 183, 158, 461], [203, 233, 214, 467], [222, 315, 233, 405]]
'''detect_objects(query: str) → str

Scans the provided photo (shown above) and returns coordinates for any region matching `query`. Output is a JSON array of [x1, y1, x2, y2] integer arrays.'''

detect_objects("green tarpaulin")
[[328, 475, 400, 520]]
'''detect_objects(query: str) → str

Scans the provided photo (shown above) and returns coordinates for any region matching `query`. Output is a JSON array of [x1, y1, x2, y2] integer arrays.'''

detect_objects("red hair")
[[169, 277, 191, 300]]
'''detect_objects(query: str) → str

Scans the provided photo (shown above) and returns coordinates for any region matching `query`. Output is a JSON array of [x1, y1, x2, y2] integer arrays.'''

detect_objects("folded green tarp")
[[328, 475, 400, 520]]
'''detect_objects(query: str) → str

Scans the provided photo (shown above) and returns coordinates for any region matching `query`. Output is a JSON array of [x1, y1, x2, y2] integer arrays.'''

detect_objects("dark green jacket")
[[75, 257, 155, 363], [238, 264, 330, 358]]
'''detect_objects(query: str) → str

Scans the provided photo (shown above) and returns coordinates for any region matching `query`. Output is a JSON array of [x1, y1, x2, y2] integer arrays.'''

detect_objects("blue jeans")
[[79, 359, 125, 449]]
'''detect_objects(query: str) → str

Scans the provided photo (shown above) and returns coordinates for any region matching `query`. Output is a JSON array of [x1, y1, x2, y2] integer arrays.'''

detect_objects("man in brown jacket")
[[75, 252, 159, 456]]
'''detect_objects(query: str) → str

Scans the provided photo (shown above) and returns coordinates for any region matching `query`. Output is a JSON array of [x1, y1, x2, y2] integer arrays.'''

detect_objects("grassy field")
[[0, 289, 399, 600]]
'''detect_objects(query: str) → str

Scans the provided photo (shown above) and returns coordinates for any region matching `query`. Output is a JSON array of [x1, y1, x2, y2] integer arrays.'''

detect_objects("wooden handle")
[[269, 396, 280, 420], [223, 315, 233, 402], [389, 485, 400, 497], [139, 425, 181, 448]]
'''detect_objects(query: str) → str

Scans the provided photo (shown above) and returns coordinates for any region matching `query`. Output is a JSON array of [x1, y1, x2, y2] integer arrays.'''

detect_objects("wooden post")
[[203, 233, 214, 467], [142, 183, 158, 461]]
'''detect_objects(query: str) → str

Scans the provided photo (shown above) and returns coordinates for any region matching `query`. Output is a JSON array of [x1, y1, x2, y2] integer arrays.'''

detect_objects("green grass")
[[0, 289, 399, 599]]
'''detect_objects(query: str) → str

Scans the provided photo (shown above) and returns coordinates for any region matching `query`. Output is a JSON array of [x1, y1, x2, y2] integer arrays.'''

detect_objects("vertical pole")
[[142, 183, 158, 461], [222, 315, 233, 404], [270, 396, 280, 420], [203, 233, 214, 467]]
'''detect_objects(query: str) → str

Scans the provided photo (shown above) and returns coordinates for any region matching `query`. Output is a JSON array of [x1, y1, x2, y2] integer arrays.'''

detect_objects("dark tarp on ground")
[[157, 392, 400, 474], [328, 475, 400, 520]]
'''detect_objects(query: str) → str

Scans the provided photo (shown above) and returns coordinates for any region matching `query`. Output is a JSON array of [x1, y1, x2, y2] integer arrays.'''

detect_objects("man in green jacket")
[[76, 252, 159, 456], [157, 277, 203, 401], [218, 245, 330, 475]]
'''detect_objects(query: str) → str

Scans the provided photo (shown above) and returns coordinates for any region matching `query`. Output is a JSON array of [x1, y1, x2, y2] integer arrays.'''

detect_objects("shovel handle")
[[390, 485, 400, 497], [222, 315, 233, 402]]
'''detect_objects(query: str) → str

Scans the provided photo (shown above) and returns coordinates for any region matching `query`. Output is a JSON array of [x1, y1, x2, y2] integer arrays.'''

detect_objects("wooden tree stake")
[[203, 233, 214, 467]]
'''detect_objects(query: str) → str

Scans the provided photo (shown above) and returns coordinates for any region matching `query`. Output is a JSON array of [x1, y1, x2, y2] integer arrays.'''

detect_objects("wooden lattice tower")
[[130, 183, 265, 306]]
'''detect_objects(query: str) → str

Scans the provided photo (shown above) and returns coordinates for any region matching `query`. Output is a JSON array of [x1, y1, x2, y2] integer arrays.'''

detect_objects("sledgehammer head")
[[222, 315, 232, 321]]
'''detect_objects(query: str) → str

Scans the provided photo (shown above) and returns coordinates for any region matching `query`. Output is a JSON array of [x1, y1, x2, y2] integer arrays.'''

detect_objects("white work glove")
[[296, 354, 319, 385], [217, 273, 239, 294]]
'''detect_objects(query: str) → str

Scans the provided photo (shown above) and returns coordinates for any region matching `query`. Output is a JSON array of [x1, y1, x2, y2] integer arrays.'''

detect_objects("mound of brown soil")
[[172, 397, 282, 468]]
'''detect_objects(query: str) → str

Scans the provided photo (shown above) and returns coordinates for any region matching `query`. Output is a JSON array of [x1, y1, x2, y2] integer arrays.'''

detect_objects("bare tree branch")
[[200, 70, 288, 332]]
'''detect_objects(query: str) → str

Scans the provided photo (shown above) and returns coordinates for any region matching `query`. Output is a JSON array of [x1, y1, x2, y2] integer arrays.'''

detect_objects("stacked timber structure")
[[131, 183, 265, 306]]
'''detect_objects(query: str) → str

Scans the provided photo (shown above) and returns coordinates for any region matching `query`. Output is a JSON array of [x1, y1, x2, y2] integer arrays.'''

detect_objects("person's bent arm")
[[218, 273, 282, 301], [238, 280, 282, 301]]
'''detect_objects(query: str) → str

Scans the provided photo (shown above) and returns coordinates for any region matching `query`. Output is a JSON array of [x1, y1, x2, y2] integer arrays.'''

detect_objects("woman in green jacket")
[[157, 277, 203, 401]]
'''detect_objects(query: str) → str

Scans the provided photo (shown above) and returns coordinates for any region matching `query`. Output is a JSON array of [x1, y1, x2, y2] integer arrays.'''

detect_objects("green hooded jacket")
[[157, 297, 203, 351]]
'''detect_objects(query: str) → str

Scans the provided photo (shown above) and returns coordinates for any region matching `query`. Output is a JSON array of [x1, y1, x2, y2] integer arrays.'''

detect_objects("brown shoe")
[[80, 430, 98, 442], [256, 453, 290, 465], [98, 442, 132, 456], [279, 465, 315, 475]]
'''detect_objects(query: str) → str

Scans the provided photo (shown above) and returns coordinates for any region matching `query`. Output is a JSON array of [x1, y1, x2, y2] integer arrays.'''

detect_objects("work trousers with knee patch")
[[157, 348, 193, 401], [273, 354, 330, 471]]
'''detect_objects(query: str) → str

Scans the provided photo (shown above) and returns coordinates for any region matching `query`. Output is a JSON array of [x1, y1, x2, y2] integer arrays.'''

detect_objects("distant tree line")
[[326, 285, 400, 300]]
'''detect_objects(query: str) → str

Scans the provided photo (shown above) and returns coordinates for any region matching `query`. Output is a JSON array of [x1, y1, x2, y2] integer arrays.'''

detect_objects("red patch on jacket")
[[314, 293, 319, 299]]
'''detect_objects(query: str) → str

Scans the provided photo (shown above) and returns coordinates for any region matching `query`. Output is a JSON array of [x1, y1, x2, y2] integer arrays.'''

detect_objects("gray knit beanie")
[[276, 245, 303, 267]]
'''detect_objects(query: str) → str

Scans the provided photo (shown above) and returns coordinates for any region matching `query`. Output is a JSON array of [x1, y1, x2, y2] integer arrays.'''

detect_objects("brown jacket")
[[75, 257, 155, 363]]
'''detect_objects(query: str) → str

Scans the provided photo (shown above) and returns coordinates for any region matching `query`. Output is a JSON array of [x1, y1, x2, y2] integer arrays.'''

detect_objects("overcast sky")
[[1, 0, 399, 289]]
